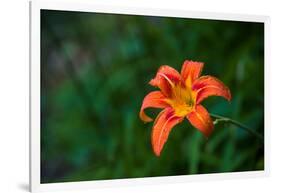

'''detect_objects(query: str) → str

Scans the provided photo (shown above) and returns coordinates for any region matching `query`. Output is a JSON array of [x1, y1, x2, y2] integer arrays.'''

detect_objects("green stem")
[[210, 113, 264, 143]]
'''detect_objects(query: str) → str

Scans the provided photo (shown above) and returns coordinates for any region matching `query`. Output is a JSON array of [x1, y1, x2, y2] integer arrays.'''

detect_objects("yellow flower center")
[[165, 78, 196, 117]]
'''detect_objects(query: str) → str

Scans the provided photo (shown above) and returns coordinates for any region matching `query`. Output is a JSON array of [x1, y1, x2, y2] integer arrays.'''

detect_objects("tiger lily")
[[139, 60, 231, 156]]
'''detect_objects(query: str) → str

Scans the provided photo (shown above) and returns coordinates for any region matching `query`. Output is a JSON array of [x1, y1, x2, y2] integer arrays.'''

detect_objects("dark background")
[[41, 10, 264, 183]]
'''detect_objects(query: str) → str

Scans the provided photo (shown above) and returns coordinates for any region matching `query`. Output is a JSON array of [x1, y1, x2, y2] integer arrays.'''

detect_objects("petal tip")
[[152, 136, 163, 157], [139, 112, 153, 123], [203, 128, 213, 138], [149, 78, 156, 86], [201, 124, 214, 138], [153, 148, 161, 157], [227, 90, 232, 101]]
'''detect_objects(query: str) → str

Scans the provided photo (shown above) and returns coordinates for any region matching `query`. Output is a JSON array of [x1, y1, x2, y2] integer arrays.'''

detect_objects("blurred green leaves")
[[41, 10, 264, 183]]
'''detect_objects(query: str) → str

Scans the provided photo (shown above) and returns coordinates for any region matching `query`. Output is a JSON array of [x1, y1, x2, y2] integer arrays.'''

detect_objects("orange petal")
[[139, 91, 169, 122], [151, 107, 183, 156], [149, 65, 182, 97], [181, 60, 204, 84], [192, 75, 231, 104], [187, 105, 214, 137]]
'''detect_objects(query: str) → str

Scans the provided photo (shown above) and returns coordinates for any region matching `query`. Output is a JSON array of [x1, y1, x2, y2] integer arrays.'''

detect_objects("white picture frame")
[[30, 0, 270, 192]]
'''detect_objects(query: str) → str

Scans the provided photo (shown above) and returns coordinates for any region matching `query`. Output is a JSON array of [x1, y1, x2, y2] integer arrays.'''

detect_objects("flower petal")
[[149, 65, 182, 97], [187, 105, 214, 137], [139, 91, 169, 122], [151, 107, 183, 156], [181, 60, 204, 85], [192, 75, 231, 104]]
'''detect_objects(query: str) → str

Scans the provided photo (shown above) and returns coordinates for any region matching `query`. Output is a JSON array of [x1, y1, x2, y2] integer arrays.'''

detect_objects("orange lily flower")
[[139, 60, 231, 156]]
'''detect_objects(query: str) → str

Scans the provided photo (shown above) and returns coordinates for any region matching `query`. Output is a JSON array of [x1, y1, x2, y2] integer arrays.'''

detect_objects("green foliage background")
[[41, 10, 264, 183]]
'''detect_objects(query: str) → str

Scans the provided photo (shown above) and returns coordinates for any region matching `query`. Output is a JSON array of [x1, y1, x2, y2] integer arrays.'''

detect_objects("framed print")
[[30, 1, 270, 192]]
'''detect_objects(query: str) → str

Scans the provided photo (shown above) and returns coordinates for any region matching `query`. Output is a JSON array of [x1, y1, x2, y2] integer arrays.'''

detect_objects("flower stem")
[[210, 113, 264, 144]]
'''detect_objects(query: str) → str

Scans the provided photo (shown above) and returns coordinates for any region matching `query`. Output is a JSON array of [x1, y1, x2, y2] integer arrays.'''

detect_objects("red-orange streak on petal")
[[139, 91, 169, 123], [149, 65, 182, 97], [187, 105, 214, 137], [192, 75, 231, 104], [181, 60, 204, 83], [151, 108, 183, 156]]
